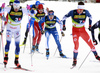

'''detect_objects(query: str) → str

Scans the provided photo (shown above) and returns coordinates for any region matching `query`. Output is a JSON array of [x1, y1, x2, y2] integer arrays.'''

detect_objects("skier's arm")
[[38, 17, 45, 31], [56, 17, 63, 32], [56, 17, 65, 36], [91, 20, 100, 41], [86, 10, 92, 28], [62, 10, 73, 26]]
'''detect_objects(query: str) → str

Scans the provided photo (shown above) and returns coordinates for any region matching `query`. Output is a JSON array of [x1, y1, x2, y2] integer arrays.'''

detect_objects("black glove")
[[0, 30, 3, 35], [93, 39, 98, 45], [41, 30, 45, 34], [1, 16, 7, 21], [25, 29, 29, 37], [88, 25, 91, 31], [62, 26, 66, 31], [0, 32, 2, 35], [61, 32, 65, 36]]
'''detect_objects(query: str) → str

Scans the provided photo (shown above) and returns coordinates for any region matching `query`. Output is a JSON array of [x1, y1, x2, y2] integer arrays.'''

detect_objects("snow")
[[0, 0, 100, 73]]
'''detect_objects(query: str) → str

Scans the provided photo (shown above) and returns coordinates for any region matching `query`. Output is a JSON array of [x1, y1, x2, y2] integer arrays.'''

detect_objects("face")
[[13, 3, 20, 12], [78, 9, 83, 14], [49, 15, 54, 20], [38, 9, 43, 13]]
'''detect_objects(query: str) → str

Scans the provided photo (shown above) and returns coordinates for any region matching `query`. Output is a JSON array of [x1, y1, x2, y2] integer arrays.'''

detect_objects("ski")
[[36, 51, 43, 54], [90, 60, 100, 63], [64, 57, 72, 59], [10, 67, 34, 72], [70, 65, 76, 69]]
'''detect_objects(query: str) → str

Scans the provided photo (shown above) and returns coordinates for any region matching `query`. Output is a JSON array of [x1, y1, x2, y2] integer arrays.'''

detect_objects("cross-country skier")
[[62, 1, 100, 66], [90, 20, 100, 45], [0, 0, 29, 68], [39, 10, 66, 59], [21, 1, 49, 52]]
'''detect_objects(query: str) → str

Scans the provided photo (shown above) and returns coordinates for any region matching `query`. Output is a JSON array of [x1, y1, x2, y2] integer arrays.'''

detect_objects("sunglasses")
[[39, 9, 43, 12]]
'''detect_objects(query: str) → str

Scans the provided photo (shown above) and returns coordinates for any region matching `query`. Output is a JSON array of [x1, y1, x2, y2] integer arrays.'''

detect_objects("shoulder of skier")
[[56, 16, 62, 24], [85, 10, 92, 19]]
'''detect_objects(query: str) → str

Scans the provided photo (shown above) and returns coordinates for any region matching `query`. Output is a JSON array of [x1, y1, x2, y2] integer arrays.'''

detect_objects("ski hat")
[[35, 1, 44, 6], [38, 4, 43, 9], [13, 0, 20, 9], [35, 1, 40, 6], [78, 1, 85, 9], [48, 10, 54, 16]]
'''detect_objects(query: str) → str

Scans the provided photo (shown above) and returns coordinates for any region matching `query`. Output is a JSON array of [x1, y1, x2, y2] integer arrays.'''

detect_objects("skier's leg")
[[81, 29, 100, 61], [45, 30, 50, 58], [72, 27, 80, 66], [52, 28, 66, 58], [4, 29, 12, 66], [32, 25, 38, 52], [14, 30, 21, 68]]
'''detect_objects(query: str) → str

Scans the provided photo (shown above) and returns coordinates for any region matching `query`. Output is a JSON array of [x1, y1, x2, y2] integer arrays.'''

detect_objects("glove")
[[1, 3, 5, 8], [61, 32, 65, 37], [62, 26, 66, 31], [1, 16, 7, 21], [25, 29, 29, 37], [93, 39, 98, 45], [88, 25, 91, 31], [27, 5, 30, 10], [0, 30, 3, 35], [41, 30, 45, 35]]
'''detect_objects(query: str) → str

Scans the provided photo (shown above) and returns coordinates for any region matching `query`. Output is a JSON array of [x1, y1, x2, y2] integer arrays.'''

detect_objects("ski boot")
[[31, 45, 35, 53], [14, 57, 21, 68], [35, 44, 39, 52], [59, 51, 66, 58], [46, 49, 49, 59], [4, 54, 8, 67], [95, 55, 100, 61], [72, 59, 77, 66]]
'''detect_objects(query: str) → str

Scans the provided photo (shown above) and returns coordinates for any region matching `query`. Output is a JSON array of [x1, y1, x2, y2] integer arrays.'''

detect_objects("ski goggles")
[[48, 11, 54, 16], [39, 9, 44, 12]]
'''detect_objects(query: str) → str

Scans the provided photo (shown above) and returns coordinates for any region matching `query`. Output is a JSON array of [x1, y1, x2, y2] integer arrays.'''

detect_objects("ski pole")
[[53, 36, 63, 56], [78, 50, 91, 70], [23, 8, 31, 53], [1, 8, 5, 58]]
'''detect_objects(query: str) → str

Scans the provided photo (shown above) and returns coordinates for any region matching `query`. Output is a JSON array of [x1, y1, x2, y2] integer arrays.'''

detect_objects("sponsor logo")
[[74, 15, 86, 19]]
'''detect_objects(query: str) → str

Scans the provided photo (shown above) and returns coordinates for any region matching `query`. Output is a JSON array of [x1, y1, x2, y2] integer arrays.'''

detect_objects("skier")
[[90, 20, 100, 45], [0, 0, 29, 68], [62, 1, 100, 66], [39, 10, 66, 59], [21, 1, 49, 52]]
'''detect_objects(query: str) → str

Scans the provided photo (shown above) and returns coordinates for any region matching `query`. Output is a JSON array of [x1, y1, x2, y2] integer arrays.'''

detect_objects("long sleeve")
[[38, 17, 45, 31], [56, 17, 63, 32], [91, 20, 100, 41], [62, 10, 73, 26], [86, 10, 92, 26]]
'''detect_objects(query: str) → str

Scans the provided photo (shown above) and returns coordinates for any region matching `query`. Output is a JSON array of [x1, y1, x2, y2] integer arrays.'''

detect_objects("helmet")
[[38, 4, 43, 9], [13, 0, 20, 10], [35, 1, 40, 6]]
